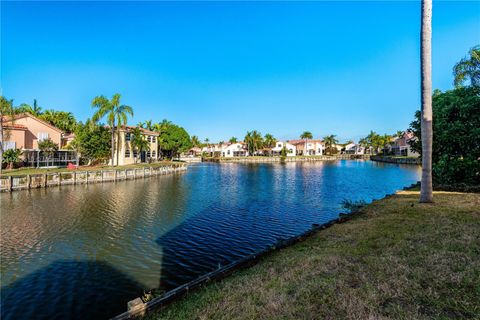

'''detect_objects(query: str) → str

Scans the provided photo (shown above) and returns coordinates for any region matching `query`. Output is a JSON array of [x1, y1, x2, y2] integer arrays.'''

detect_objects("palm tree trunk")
[[111, 123, 115, 166], [420, 0, 433, 203], [116, 128, 121, 166], [0, 120, 4, 174]]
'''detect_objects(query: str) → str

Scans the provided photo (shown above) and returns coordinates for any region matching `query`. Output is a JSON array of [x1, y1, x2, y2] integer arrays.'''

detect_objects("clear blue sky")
[[1, 1, 479, 142]]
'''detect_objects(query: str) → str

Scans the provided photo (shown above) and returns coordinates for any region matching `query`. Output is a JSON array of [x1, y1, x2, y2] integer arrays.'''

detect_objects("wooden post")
[[101, 170, 104, 182], [86, 171, 89, 184], [9, 176, 13, 192], [44, 173, 48, 188], [59, 173, 62, 186], [114, 169, 117, 182], [134, 169, 136, 180], [27, 175, 31, 189], [73, 172, 77, 185]]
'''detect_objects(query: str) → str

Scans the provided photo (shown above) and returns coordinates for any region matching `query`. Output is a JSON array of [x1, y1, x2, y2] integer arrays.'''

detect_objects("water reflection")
[[0, 161, 420, 319]]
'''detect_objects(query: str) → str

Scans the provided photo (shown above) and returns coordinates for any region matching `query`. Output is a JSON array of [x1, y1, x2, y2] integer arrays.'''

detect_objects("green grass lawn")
[[149, 191, 480, 320], [1, 161, 184, 177]]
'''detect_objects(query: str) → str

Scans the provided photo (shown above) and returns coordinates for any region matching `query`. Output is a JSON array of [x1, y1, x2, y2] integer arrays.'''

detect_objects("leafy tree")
[[157, 122, 192, 159], [72, 122, 112, 165], [0, 96, 18, 173], [409, 85, 480, 187], [263, 133, 276, 148], [38, 138, 58, 159], [323, 134, 338, 155], [92, 93, 133, 166], [453, 45, 480, 88], [130, 127, 150, 163], [40, 109, 77, 132], [2, 148, 22, 169], [229, 137, 238, 144]]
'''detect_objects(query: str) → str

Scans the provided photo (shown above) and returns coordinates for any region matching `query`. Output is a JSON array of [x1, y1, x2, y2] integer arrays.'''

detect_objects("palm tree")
[[323, 134, 338, 155], [453, 45, 480, 88], [139, 120, 153, 130], [264, 133, 276, 148], [300, 131, 313, 155], [0, 96, 17, 174], [246, 130, 263, 155], [229, 137, 238, 144], [92, 93, 133, 166], [420, 0, 433, 203], [131, 127, 150, 163], [191, 135, 201, 148]]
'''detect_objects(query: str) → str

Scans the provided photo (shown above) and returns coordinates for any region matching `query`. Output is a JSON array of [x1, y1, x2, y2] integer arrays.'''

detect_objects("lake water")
[[0, 160, 420, 319]]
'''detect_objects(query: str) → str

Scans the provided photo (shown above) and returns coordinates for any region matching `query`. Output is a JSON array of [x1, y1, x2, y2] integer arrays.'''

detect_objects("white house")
[[271, 141, 296, 157], [222, 142, 248, 157], [288, 140, 324, 156], [344, 143, 365, 155]]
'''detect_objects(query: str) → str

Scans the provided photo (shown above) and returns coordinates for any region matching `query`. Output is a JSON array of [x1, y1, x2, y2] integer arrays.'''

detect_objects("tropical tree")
[[130, 127, 150, 163], [38, 138, 58, 163], [453, 45, 480, 88], [263, 133, 276, 148], [323, 134, 338, 155], [40, 110, 77, 132], [156, 121, 192, 159], [0, 96, 17, 173], [91, 93, 133, 166], [139, 120, 154, 130], [17, 99, 42, 116], [191, 135, 201, 148], [420, 0, 433, 203], [300, 131, 313, 155], [2, 148, 22, 170], [229, 137, 238, 144], [244, 130, 263, 155], [72, 121, 111, 165]]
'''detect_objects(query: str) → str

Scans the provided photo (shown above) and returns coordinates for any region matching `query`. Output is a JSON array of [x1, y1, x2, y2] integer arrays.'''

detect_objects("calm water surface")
[[0, 161, 420, 319]]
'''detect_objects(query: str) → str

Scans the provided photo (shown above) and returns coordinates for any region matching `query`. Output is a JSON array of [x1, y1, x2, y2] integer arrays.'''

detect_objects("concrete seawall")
[[0, 164, 187, 193], [370, 156, 421, 165]]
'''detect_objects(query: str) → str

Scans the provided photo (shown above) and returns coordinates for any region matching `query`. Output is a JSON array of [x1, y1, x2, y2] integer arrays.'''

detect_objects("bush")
[[409, 86, 480, 187], [2, 148, 22, 169]]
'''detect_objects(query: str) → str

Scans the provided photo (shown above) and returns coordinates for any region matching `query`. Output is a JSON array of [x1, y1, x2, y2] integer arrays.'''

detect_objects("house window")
[[125, 150, 130, 158], [147, 136, 151, 143], [277, 143, 282, 148], [125, 133, 131, 141], [147, 151, 151, 157], [38, 132, 49, 141], [4, 141, 16, 150], [151, 137, 156, 143], [152, 150, 156, 158], [227, 150, 231, 155], [133, 150, 138, 158]]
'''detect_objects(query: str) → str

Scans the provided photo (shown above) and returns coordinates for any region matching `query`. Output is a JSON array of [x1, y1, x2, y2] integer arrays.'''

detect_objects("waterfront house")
[[271, 141, 296, 157], [288, 139, 324, 156], [111, 126, 159, 166], [2, 113, 77, 167], [202, 143, 224, 157], [390, 131, 419, 157], [344, 142, 365, 155], [222, 142, 248, 157]]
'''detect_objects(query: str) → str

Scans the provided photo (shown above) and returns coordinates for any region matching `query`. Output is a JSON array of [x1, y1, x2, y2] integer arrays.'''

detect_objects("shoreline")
[[202, 154, 371, 163], [0, 163, 187, 192]]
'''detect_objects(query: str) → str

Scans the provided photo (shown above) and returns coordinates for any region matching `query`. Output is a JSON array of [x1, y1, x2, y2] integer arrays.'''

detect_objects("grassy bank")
[[0, 161, 184, 177], [150, 191, 479, 319]]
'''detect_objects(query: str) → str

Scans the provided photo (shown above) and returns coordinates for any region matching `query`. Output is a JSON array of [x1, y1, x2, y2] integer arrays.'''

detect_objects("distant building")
[[288, 139, 324, 156], [222, 142, 248, 157], [271, 141, 296, 157], [111, 126, 159, 166], [390, 131, 419, 157]]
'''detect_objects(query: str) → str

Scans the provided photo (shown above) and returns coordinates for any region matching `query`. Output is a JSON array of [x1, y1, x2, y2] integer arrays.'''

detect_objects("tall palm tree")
[[245, 130, 263, 155], [229, 137, 238, 144], [191, 135, 201, 148], [300, 131, 313, 155], [420, 0, 433, 203], [264, 133, 276, 148], [453, 45, 480, 88], [323, 134, 338, 155], [92, 93, 133, 166]]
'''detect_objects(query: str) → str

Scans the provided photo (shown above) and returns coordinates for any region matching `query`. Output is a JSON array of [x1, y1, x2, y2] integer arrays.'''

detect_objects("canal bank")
[[0, 163, 187, 192], [371, 155, 421, 165], [203, 154, 371, 163], [144, 190, 480, 320]]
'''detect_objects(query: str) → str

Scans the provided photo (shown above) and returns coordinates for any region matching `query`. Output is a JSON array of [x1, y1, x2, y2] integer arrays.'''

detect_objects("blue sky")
[[1, 1, 479, 142]]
